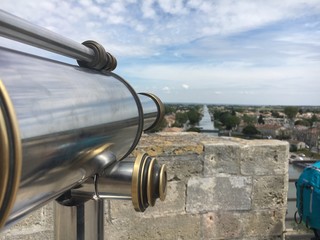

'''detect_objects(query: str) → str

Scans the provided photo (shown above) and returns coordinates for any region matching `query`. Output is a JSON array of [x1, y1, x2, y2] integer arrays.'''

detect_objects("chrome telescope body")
[[0, 10, 167, 233], [0, 10, 117, 71]]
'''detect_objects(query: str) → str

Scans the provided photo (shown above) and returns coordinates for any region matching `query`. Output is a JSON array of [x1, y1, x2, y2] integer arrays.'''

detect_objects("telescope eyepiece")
[[132, 153, 167, 212]]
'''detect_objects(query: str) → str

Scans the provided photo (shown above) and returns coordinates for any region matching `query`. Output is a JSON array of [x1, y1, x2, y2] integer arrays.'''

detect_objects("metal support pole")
[[54, 199, 104, 240], [0, 10, 94, 62]]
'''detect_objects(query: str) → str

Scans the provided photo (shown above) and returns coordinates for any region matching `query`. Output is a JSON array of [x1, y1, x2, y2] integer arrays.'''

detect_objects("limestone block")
[[201, 210, 285, 240], [186, 176, 252, 213], [203, 141, 242, 175], [0, 230, 54, 240], [157, 155, 203, 182], [252, 175, 288, 210], [109, 181, 186, 219], [240, 141, 289, 176], [201, 211, 244, 239], [105, 214, 201, 240], [133, 132, 206, 157], [243, 209, 286, 238], [240, 236, 283, 240], [0, 203, 53, 240]]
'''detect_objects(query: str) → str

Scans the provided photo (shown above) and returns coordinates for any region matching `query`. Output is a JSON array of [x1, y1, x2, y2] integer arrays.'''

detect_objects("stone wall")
[[0, 133, 289, 240]]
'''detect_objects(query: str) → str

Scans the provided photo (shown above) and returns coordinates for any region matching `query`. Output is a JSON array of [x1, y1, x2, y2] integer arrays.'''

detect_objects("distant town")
[[150, 104, 320, 160]]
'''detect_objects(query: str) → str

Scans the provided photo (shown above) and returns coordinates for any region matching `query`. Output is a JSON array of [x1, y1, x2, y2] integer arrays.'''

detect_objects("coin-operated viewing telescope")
[[0, 10, 167, 239]]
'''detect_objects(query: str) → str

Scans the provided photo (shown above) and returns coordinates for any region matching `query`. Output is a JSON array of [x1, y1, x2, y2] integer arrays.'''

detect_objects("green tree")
[[225, 115, 240, 130], [309, 114, 318, 126], [290, 144, 297, 152], [284, 106, 298, 119], [165, 105, 175, 114], [213, 110, 225, 122], [242, 125, 260, 135], [258, 114, 265, 124], [173, 112, 188, 127], [187, 127, 201, 132], [213, 110, 240, 130], [294, 119, 310, 127], [187, 108, 201, 125], [271, 111, 281, 118], [243, 114, 256, 125]]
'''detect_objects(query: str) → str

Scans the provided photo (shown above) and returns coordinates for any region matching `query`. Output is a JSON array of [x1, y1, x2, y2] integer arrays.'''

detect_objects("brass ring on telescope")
[[139, 93, 165, 131], [0, 80, 22, 228], [159, 164, 167, 201], [147, 158, 156, 206], [0, 108, 9, 212], [139, 154, 149, 210], [131, 153, 145, 211]]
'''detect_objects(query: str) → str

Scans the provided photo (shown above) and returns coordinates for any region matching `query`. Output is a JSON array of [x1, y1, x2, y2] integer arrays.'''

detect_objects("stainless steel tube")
[[0, 10, 94, 62], [139, 93, 165, 131], [70, 161, 133, 201], [54, 199, 104, 240], [97, 160, 133, 199], [71, 153, 167, 212], [0, 47, 143, 227]]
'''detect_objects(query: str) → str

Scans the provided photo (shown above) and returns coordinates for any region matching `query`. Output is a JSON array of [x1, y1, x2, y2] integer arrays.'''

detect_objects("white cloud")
[[142, 0, 157, 19], [119, 60, 320, 104], [1, 0, 320, 105], [240, 91, 255, 95], [1, 0, 320, 61], [162, 86, 171, 93], [157, 0, 188, 15]]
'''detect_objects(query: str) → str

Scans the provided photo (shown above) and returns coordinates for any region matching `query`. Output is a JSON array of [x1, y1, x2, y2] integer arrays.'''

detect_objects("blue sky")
[[1, 0, 320, 105]]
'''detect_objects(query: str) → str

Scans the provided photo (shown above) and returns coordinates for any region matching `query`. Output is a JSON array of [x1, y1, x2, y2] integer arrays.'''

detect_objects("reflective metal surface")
[[138, 94, 158, 131], [98, 160, 133, 200], [0, 10, 94, 62], [0, 47, 143, 227], [0, 79, 22, 228], [139, 93, 165, 131], [54, 199, 104, 240], [71, 153, 168, 212]]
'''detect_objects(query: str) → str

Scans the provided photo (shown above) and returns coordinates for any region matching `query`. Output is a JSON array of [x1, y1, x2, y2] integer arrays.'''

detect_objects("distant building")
[[293, 127, 320, 149], [288, 140, 306, 150], [263, 117, 288, 125], [255, 124, 283, 138], [164, 114, 175, 127]]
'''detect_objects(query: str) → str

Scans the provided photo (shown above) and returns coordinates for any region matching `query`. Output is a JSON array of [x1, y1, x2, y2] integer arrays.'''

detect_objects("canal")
[[198, 105, 218, 136]]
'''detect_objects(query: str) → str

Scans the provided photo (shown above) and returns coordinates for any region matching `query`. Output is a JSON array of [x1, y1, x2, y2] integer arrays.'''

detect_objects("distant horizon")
[[163, 102, 320, 108]]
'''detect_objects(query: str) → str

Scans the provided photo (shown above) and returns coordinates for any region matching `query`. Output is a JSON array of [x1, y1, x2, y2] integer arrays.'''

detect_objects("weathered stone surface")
[[0, 230, 53, 240], [0, 203, 53, 240], [109, 181, 186, 219], [252, 175, 288, 210], [240, 236, 283, 240], [105, 214, 201, 240], [240, 141, 289, 176], [203, 141, 242, 175], [157, 155, 203, 182], [201, 211, 244, 239], [244, 209, 286, 237], [202, 210, 286, 240], [186, 176, 252, 213], [133, 132, 207, 157], [243, 209, 286, 237]]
